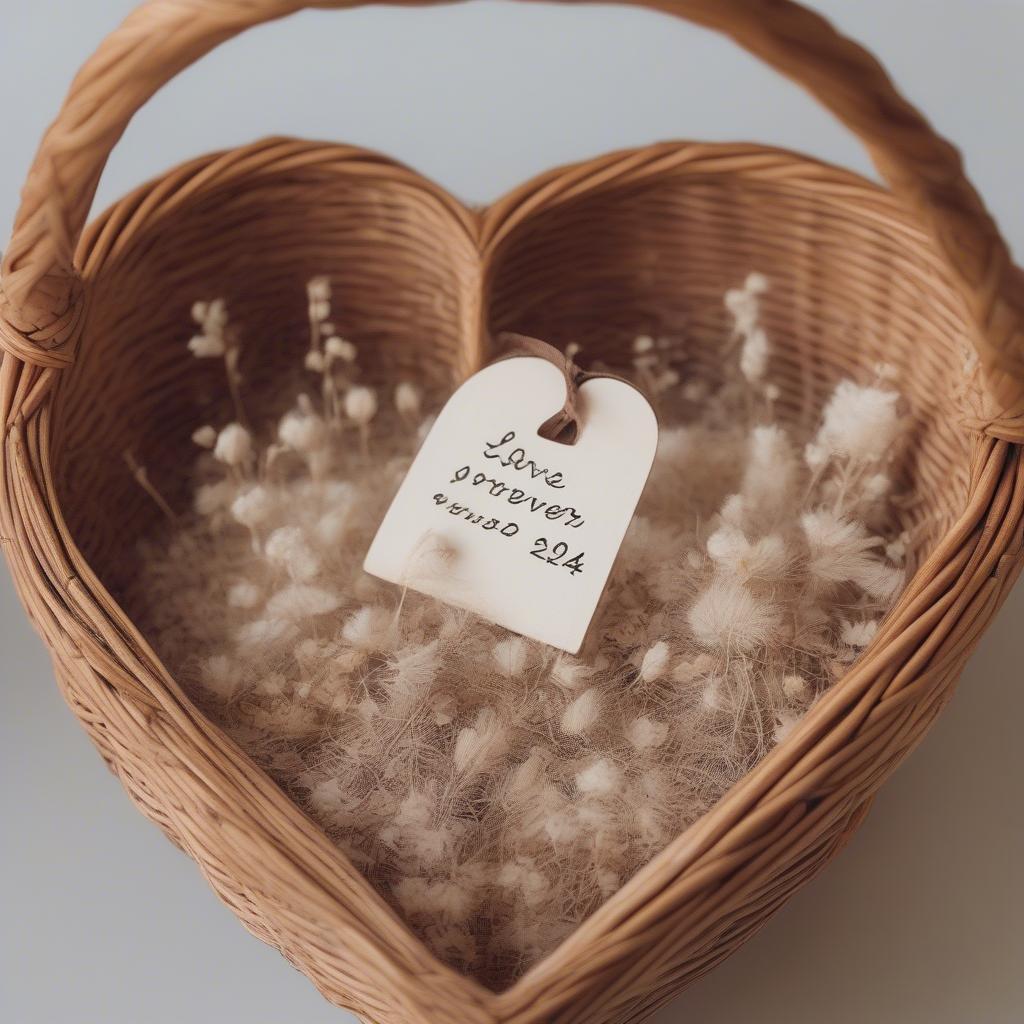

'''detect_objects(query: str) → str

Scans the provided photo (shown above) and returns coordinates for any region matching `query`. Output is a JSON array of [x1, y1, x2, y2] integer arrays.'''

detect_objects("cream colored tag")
[[364, 356, 658, 653]]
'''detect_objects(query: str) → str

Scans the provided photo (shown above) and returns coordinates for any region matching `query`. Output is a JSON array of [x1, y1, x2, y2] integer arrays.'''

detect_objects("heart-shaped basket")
[[2, 1, 1022, 1021]]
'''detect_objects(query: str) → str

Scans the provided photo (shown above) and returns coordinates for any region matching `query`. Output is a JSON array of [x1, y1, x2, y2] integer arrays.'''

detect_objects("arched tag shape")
[[364, 356, 658, 653]]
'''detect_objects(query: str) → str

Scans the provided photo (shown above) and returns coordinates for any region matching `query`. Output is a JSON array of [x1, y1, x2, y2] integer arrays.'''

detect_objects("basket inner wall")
[[53, 159, 479, 596], [485, 168, 978, 564]]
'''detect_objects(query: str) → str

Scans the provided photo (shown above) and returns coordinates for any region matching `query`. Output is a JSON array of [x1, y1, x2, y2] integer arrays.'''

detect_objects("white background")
[[2, 2, 1022, 1021]]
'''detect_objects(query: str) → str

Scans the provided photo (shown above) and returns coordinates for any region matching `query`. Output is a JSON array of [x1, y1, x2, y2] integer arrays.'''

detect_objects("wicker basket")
[[2, 1, 1022, 1021]]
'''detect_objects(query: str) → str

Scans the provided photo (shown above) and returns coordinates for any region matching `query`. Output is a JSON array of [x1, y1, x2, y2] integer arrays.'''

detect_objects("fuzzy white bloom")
[[773, 709, 801, 745], [492, 636, 527, 677], [810, 380, 900, 466], [507, 749, 547, 800], [550, 654, 589, 691], [575, 757, 621, 796], [863, 473, 891, 502], [497, 859, 549, 909], [626, 716, 668, 750], [345, 386, 378, 426], [231, 485, 273, 529], [264, 525, 319, 581], [202, 654, 240, 700], [706, 526, 788, 580], [227, 580, 261, 609], [187, 333, 225, 358], [742, 425, 796, 516], [394, 381, 422, 419], [325, 336, 357, 363], [341, 604, 394, 651], [266, 583, 342, 620], [304, 350, 326, 373], [236, 617, 296, 650], [745, 271, 769, 295], [688, 577, 782, 653], [560, 688, 599, 735], [315, 506, 351, 546], [801, 510, 903, 599], [782, 674, 810, 702], [213, 423, 252, 468], [188, 298, 228, 357], [638, 640, 670, 683], [191, 425, 217, 448], [719, 494, 746, 528], [453, 708, 506, 776], [840, 618, 879, 648], [739, 326, 769, 384], [194, 479, 236, 517], [278, 406, 327, 453], [388, 641, 440, 696], [700, 676, 727, 712], [632, 334, 655, 355], [307, 276, 331, 303], [543, 810, 579, 844], [886, 531, 910, 563]]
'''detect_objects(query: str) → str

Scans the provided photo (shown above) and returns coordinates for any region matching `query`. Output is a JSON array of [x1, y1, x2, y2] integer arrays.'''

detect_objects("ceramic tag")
[[363, 354, 658, 653]]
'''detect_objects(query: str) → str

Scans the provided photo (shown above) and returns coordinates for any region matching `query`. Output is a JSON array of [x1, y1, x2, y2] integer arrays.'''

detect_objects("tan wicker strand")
[[2, 2, 1023, 1023]]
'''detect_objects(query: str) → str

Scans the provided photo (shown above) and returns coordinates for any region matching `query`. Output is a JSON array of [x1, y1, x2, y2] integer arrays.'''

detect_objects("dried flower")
[[638, 640, 670, 682], [560, 688, 599, 735], [688, 577, 782, 653], [213, 423, 253, 469], [191, 425, 217, 449], [575, 757, 620, 796], [492, 637, 527, 677], [326, 336, 357, 363], [626, 717, 668, 750], [345, 386, 378, 426], [395, 381, 422, 420], [809, 380, 900, 466], [264, 526, 319, 581]]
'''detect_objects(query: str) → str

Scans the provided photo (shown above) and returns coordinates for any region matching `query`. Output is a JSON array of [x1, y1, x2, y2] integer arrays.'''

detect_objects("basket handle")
[[2, 0, 1022, 435]]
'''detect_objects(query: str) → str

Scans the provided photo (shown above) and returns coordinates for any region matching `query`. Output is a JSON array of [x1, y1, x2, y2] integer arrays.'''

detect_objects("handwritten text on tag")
[[364, 356, 658, 653]]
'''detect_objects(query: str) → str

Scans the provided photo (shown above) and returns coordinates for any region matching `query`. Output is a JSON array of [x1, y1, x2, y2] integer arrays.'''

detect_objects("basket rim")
[[5, 135, 1023, 1020]]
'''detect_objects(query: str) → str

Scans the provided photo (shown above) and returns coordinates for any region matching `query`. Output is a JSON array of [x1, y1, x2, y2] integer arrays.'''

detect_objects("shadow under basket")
[[2, 2, 1023, 1022]]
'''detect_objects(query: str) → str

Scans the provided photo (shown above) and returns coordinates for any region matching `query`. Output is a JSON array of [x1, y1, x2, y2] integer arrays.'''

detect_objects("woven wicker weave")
[[2, 1, 1022, 1021]]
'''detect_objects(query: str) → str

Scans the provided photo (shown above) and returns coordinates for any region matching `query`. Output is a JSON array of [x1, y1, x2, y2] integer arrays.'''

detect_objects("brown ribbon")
[[491, 332, 596, 445]]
